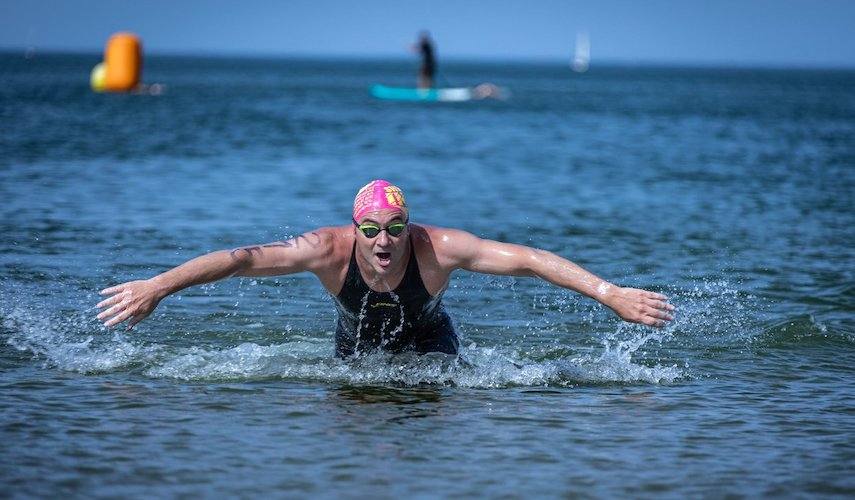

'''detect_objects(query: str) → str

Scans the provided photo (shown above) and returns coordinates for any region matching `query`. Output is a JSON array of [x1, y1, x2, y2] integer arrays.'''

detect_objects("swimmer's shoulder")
[[298, 225, 353, 289], [410, 224, 481, 270], [300, 225, 354, 260], [411, 224, 478, 245]]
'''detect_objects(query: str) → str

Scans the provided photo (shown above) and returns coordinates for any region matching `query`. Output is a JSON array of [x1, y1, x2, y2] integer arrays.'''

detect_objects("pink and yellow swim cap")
[[352, 179, 408, 222]]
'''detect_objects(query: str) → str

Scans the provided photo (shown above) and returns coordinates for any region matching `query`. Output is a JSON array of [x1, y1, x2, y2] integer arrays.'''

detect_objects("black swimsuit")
[[333, 237, 458, 358]]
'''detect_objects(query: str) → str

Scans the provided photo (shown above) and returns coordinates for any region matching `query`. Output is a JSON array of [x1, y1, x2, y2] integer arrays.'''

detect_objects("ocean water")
[[1, 53, 853, 497]]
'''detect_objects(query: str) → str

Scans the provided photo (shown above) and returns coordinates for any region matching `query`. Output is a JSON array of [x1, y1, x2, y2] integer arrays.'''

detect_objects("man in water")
[[413, 31, 436, 89], [97, 180, 674, 357]]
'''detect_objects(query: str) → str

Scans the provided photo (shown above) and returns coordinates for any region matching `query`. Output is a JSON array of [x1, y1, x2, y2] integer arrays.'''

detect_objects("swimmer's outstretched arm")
[[96, 231, 331, 329], [435, 228, 675, 327]]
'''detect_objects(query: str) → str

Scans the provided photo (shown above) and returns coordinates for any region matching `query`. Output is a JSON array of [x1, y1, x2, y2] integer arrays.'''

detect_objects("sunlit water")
[[1, 53, 853, 497]]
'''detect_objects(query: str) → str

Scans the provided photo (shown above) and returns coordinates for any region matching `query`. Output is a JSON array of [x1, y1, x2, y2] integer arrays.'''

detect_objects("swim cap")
[[352, 179, 408, 222]]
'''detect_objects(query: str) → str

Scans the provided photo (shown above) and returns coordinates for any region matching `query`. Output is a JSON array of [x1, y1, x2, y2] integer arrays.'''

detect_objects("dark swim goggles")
[[353, 219, 408, 238]]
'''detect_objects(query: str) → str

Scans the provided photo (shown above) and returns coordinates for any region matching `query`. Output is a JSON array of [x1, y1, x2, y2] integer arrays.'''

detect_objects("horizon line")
[[3, 46, 855, 71]]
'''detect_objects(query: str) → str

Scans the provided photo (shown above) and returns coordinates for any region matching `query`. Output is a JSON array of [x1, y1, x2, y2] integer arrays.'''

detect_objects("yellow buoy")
[[90, 62, 107, 92], [90, 32, 142, 93]]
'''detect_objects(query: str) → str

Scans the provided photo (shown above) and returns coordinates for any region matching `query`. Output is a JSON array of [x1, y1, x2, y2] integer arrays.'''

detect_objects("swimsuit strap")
[[397, 234, 428, 295]]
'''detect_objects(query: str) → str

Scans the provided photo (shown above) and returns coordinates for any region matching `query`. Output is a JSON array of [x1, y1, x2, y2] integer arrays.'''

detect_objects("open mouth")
[[376, 252, 392, 265]]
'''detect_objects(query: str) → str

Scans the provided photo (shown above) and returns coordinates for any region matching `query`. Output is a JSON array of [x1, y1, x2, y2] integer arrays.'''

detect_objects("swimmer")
[[97, 179, 675, 357], [473, 83, 505, 100]]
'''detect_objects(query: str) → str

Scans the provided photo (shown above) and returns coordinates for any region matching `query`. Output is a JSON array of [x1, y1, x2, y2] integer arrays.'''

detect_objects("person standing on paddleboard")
[[97, 180, 675, 358], [413, 31, 436, 89]]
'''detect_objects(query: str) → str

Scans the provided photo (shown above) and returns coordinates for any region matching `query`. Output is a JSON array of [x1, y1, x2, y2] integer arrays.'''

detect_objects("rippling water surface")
[[1, 53, 853, 497]]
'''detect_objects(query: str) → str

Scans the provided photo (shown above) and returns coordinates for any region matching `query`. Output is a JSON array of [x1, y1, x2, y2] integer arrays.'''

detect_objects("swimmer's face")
[[353, 209, 409, 275]]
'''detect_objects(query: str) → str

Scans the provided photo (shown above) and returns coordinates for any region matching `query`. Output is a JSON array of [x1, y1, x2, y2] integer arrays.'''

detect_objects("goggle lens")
[[359, 225, 380, 238], [356, 222, 406, 238], [387, 223, 406, 237]]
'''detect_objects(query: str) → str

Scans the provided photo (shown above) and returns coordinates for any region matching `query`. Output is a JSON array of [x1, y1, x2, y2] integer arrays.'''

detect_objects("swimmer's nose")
[[376, 229, 392, 246]]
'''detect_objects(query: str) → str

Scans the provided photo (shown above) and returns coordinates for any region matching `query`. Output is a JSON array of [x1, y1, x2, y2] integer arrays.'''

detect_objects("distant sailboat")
[[572, 32, 590, 73]]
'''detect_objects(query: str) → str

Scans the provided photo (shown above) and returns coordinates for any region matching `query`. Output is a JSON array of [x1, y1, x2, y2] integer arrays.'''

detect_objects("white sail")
[[572, 32, 590, 73]]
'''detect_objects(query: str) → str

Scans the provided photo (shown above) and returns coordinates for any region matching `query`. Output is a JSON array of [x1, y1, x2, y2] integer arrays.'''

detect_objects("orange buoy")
[[102, 33, 142, 92]]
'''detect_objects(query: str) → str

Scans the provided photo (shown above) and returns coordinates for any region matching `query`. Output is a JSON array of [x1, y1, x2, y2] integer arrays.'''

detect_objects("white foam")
[[2, 306, 163, 373], [139, 332, 683, 387], [2, 283, 694, 387]]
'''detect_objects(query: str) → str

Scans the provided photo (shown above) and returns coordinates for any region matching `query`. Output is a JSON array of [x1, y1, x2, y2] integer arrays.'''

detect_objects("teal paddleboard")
[[370, 84, 473, 102]]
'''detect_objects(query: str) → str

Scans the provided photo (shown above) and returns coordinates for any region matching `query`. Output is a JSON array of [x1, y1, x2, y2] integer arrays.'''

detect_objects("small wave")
[[753, 314, 852, 347]]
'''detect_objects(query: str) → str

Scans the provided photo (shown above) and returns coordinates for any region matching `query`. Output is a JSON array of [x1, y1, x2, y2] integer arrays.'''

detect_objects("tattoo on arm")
[[227, 233, 321, 260], [229, 240, 292, 259]]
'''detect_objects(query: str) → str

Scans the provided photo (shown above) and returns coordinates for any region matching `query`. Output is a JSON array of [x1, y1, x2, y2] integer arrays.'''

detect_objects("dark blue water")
[[1, 53, 854, 497]]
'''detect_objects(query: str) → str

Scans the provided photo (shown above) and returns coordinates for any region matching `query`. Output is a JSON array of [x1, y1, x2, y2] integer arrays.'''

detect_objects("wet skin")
[[96, 209, 674, 330]]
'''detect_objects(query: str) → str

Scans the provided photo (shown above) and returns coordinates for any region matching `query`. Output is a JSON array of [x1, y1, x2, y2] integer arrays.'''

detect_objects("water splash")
[[141, 338, 683, 387], [3, 277, 797, 387], [378, 290, 405, 350], [2, 305, 162, 373], [353, 290, 370, 352], [2, 298, 682, 386], [350, 290, 405, 355], [659, 279, 765, 347]]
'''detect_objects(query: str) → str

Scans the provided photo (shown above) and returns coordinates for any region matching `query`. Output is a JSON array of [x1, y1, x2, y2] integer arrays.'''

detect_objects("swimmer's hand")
[[604, 287, 675, 327], [96, 279, 166, 329]]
